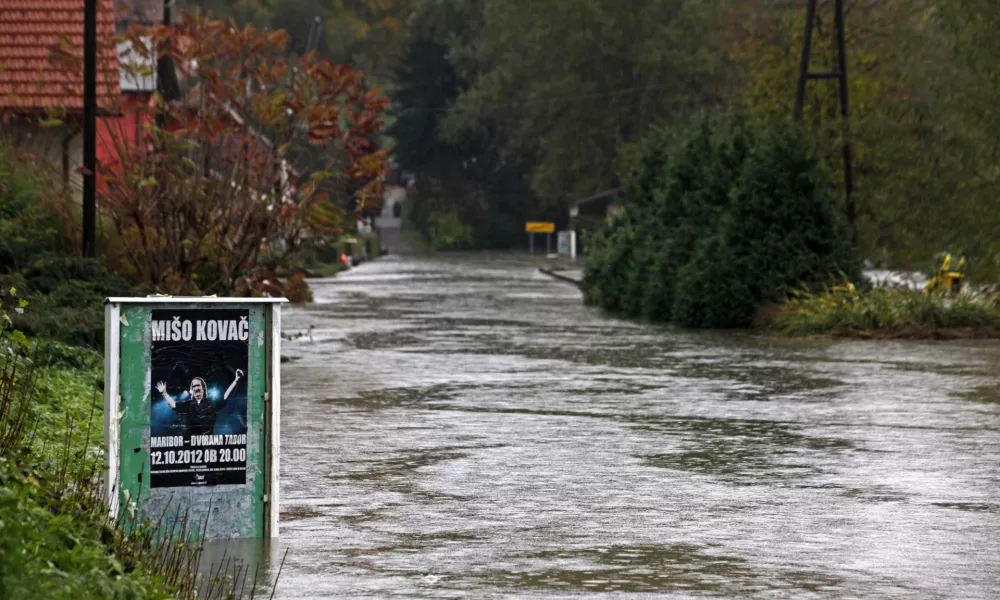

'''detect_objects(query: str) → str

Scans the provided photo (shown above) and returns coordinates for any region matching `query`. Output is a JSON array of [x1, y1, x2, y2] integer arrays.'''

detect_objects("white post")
[[570, 230, 577, 261], [266, 303, 282, 538], [103, 302, 121, 519]]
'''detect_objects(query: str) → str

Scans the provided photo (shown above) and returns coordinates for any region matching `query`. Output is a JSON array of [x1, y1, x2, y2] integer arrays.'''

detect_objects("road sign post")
[[526, 222, 555, 255], [104, 297, 286, 540]]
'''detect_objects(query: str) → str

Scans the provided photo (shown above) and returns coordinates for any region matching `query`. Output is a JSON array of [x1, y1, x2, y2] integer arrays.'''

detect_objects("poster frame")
[[103, 297, 286, 539]]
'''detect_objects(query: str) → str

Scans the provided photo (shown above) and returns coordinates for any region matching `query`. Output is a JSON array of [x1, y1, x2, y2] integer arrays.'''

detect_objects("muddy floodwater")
[[262, 253, 1000, 598]]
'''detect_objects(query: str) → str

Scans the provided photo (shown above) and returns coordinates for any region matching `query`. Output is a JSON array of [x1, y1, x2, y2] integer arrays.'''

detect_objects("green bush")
[[582, 211, 634, 313], [0, 141, 70, 272], [0, 360, 205, 600], [34, 340, 103, 372], [0, 456, 173, 600], [631, 123, 721, 321], [1, 139, 133, 348], [583, 116, 862, 328], [17, 254, 133, 297], [0, 302, 242, 599], [726, 124, 860, 299], [427, 210, 473, 251], [672, 234, 757, 328], [771, 286, 1000, 336], [639, 245, 676, 321], [5, 254, 134, 349], [671, 123, 862, 327]]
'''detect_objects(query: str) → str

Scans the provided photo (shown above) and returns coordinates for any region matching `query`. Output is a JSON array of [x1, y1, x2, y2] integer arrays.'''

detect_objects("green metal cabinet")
[[104, 298, 285, 540]]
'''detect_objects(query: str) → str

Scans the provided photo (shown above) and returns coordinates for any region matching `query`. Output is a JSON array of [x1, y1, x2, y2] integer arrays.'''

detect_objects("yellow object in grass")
[[926, 254, 965, 295]]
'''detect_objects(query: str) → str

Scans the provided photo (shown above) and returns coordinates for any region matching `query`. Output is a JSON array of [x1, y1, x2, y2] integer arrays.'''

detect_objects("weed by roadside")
[[770, 283, 1000, 338]]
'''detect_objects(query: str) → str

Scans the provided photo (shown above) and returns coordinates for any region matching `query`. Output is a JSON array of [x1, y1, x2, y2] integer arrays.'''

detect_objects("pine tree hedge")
[[582, 116, 862, 328]]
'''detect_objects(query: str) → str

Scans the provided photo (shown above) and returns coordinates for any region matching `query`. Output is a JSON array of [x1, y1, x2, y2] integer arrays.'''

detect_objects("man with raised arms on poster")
[[156, 369, 244, 437]]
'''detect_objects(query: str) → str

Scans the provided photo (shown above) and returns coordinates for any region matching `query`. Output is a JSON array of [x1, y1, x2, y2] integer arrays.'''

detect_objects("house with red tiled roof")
[[2, 3, 297, 216], [94, 35, 157, 193], [0, 0, 121, 194]]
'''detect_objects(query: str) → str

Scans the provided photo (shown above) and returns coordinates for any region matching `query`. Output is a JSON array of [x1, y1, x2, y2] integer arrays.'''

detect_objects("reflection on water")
[[258, 253, 1000, 598]]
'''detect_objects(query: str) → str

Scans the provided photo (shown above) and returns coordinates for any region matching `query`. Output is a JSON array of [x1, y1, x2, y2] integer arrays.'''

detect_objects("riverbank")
[[769, 285, 1000, 339], [551, 258, 1000, 340], [825, 326, 1000, 340], [0, 315, 261, 599], [0, 340, 193, 599]]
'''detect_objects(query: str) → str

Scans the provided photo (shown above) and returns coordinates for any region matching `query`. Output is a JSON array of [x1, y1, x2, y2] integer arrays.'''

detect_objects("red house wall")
[[96, 92, 155, 192]]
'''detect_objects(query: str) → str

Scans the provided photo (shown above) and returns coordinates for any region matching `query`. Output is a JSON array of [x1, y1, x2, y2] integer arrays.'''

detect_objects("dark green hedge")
[[1, 142, 135, 348], [582, 116, 862, 328], [5, 254, 134, 349]]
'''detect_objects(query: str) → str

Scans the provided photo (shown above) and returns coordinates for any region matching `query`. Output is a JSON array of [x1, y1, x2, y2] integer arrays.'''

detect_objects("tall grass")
[[0, 333, 35, 454], [770, 284, 1000, 337]]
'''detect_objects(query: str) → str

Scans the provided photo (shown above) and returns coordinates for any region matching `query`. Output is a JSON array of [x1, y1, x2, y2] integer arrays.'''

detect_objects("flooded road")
[[270, 253, 1000, 598]]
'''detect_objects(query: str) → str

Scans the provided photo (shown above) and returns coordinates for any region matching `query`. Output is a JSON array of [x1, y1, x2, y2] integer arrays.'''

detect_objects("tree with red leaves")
[[95, 12, 390, 296]]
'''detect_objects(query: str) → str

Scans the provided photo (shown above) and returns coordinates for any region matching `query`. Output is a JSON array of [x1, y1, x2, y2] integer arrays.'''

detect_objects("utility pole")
[[156, 0, 178, 126], [306, 16, 322, 54], [794, 0, 856, 246], [82, 0, 97, 257]]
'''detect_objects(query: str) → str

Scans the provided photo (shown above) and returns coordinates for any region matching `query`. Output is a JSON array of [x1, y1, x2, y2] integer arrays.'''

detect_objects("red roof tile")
[[0, 0, 121, 113]]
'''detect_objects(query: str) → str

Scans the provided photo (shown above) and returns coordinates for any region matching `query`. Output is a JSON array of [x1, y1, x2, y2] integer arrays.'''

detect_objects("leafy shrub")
[[583, 115, 862, 328], [671, 123, 861, 327], [672, 234, 757, 328], [771, 284, 1000, 336], [631, 123, 721, 321], [18, 253, 134, 298], [427, 210, 473, 250], [33, 340, 103, 372], [5, 254, 134, 349], [639, 245, 677, 321], [0, 359, 236, 600], [0, 456, 178, 600], [0, 140, 72, 272], [0, 300, 253, 600], [582, 211, 635, 313]]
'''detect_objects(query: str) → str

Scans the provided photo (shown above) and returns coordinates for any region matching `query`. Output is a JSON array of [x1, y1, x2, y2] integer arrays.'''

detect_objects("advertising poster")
[[149, 309, 250, 488]]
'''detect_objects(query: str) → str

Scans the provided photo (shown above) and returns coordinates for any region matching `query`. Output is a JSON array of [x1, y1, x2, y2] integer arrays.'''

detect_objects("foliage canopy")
[[89, 13, 391, 295]]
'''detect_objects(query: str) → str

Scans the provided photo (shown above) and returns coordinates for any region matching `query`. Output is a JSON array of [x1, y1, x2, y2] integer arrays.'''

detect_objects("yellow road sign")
[[525, 222, 555, 233]]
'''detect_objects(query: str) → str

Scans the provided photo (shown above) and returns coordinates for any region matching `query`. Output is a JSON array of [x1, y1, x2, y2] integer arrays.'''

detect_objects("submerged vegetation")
[[770, 283, 1000, 339], [0, 292, 172, 599]]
